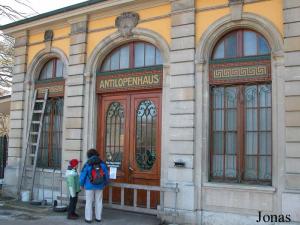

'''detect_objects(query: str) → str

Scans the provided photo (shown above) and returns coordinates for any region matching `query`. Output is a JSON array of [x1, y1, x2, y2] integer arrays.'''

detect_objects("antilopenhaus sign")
[[96, 67, 162, 93]]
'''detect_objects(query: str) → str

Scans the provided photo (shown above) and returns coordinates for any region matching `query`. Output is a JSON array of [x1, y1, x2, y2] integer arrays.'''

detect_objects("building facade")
[[1, 0, 300, 224]]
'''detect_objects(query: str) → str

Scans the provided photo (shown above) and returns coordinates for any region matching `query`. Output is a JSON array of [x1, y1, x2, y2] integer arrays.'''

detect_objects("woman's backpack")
[[89, 163, 105, 185]]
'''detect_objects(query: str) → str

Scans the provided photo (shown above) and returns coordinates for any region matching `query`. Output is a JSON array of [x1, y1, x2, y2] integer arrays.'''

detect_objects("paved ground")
[[0, 199, 162, 225]]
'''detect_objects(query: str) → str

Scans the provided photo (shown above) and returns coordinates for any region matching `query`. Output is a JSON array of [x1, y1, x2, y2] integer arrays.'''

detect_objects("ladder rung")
[[28, 154, 35, 157], [35, 100, 44, 103], [30, 143, 38, 146], [32, 121, 41, 124], [24, 174, 33, 179], [25, 166, 33, 171], [30, 132, 38, 135], [33, 110, 43, 113]]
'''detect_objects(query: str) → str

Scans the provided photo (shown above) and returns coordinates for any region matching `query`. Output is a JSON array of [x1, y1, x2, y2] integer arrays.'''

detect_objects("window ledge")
[[203, 182, 276, 193], [36, 168, 62, 174]]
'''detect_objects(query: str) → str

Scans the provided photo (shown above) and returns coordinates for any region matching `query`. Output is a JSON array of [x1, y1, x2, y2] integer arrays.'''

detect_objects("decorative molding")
[[1, 0, 135, 35], [28, 35, 69, 46], [68, 15, 88, 24], [0, 113, 9, 136], [209, 60, 271, 84], [115, 12, 139, 38], [229, 0, 244, 21], [88, 13, 170, 34], [26, 48, 69, 83], [44, 30, 54, 52], [44, 30, 54, 42], [229, 0, 244, 5], [70, 20, 88, 34]]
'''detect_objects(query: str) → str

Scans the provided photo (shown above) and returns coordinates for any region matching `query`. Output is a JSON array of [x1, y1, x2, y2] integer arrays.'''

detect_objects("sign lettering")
[[97, 69, 162, 93]]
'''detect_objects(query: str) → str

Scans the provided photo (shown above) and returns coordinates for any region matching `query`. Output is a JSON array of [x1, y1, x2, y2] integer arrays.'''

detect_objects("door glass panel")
[[135, 100, 157, 170], [105, 102, 125, 166]]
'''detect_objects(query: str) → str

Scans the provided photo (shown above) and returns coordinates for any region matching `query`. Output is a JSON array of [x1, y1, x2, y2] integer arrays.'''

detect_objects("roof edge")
[[0, 0, 105, 30]]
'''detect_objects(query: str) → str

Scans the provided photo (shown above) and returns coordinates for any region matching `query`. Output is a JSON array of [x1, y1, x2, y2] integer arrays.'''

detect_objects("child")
[[66, 159, 81, 220]]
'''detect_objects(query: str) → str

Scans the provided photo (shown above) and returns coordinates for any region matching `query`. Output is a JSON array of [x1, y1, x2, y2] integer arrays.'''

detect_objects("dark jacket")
[[79, 156, 109, 190]]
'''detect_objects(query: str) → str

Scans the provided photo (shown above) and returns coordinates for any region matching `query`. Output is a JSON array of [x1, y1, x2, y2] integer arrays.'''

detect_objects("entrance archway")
[[96, 41, 164, 208]]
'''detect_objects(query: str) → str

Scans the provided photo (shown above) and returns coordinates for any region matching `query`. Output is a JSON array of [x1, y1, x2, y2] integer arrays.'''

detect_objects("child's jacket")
[[66, 166, 81, 197]]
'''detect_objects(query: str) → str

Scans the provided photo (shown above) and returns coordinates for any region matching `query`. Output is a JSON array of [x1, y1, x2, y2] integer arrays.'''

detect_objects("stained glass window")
[[105, 102, 125, 165], [135, 100, 157, 170]]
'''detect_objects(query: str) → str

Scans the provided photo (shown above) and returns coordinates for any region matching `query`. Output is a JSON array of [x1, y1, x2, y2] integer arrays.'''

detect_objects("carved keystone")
[[229, 0, 244, 21], [115, 12, 139, 38]]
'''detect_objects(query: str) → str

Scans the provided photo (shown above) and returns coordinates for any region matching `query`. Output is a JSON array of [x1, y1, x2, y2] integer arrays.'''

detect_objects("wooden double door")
[[97, 91, 161, 207]]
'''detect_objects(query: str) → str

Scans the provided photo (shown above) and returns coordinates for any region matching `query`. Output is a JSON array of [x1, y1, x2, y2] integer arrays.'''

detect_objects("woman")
[[80, 149, 109, 223]]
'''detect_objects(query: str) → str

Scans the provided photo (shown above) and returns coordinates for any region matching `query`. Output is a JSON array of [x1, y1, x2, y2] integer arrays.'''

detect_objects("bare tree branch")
[[0, 1, 37, 92]]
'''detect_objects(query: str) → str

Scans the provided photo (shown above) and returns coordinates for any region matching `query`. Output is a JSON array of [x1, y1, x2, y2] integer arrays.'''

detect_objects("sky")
[[1, 0, 87, 25]]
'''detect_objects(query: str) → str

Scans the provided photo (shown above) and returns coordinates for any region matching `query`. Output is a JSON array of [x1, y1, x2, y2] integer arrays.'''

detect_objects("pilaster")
[[63, 16, 88, 169], [282, 0, 300, 222], [163, 0, 196, 224], [4, 30, 28, 196]]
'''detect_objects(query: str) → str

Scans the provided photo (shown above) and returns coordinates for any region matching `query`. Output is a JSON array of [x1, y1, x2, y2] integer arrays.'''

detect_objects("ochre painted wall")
[[196, 0, 283, 45], [87, 29, 117, 58], [27, 43, 45, 66], [243, 0, 283, 36], [196, 7, 230, 43], [27, 27, 70, 65], [25, 1, 283, 67], [196, 0, 228, 9], [87, 4, 171, 58], [29, 33, 44, 45]]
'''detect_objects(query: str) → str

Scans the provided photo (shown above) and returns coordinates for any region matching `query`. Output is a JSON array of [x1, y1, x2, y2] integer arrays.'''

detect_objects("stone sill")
[[203, 182, 276, 193], [36, 168, 62, 174]]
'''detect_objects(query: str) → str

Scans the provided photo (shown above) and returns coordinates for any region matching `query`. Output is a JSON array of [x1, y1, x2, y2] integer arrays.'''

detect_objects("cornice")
[[2, 0, 134, 36]]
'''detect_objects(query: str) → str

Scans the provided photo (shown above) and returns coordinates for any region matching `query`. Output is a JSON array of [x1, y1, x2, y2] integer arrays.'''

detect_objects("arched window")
[[209, 30, 272, 185], [101, 42, 163, 72], [36, 58, 65, 169], [39, 58, 64, 80], [212, 30, 270, 59]]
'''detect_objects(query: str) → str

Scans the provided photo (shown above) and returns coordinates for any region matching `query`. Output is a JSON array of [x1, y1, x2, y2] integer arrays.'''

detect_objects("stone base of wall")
[[3, 166, 20, 197], [159, 208, 197, 225], [160, 210, 300, 225], [201, 210, 300, 225]]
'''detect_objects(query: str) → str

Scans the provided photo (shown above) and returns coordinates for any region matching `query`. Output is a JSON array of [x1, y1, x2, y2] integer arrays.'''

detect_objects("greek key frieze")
[[213, 65, 269, 80]]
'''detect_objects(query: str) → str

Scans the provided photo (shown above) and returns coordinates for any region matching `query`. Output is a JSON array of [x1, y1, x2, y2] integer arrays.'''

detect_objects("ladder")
[[18, 89, 48, 200]]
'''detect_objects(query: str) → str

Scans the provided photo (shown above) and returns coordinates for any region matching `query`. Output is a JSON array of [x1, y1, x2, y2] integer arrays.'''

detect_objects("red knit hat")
[[70, 159, 79, 168]]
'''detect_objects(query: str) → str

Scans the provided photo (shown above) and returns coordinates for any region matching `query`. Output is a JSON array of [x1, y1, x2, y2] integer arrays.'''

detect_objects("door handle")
[[129, 166, 134, 172]]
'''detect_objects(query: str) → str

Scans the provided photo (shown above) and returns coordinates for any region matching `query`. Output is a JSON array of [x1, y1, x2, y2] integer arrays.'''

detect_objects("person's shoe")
[[67, 214, 78, 220], [85, 219, 92, 223], [73, 213, 79, 218], [95, 219, 102, 222]]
